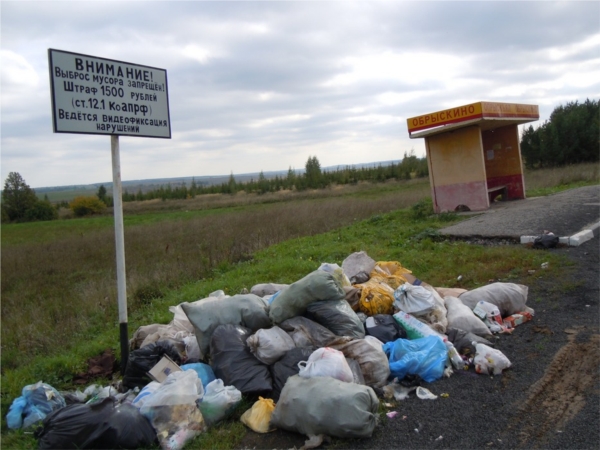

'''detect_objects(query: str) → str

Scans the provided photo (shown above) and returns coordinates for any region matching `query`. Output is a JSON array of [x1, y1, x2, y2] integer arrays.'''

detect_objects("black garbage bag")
[[533, 232, 559, 249], [270, 346, 316, 401], [305, 299, 365, 339], [122, 340, 182, 389], [365, 314, 407, 343], [210, 324, 273, 396], [35, 397, 156, 449]]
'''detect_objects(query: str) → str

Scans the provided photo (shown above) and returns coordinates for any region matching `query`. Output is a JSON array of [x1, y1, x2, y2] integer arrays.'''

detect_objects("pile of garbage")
[[7, 251, 535, 450]]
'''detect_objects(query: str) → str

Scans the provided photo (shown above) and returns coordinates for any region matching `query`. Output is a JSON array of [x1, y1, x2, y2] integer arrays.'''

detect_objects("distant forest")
[[94, 152, 429, 206]]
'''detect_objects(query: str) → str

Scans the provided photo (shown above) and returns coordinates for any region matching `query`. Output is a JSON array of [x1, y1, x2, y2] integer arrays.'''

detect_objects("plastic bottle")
[[392, 311, 444, 340], [444, 341, 465, 370]]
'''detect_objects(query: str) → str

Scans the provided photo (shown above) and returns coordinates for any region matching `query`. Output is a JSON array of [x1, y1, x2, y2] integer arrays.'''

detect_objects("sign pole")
[[48, 49, 171, 377], [111, 134, 129, 374]]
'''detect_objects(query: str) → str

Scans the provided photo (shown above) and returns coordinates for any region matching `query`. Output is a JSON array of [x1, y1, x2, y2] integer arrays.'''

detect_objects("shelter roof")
[[407, 101, 539, 139]]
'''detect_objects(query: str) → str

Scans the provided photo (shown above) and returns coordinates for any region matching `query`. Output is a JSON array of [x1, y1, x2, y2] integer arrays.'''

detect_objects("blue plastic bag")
[[6, 382, 66, 429], [181, 362, 216, 390], [383, 335, 447, 383]]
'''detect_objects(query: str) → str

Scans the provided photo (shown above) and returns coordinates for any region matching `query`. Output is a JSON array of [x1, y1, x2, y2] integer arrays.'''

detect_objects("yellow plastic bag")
[[370, 261, 412, 290], [240, 397, 276, 433], [356, 279, 395, 316]]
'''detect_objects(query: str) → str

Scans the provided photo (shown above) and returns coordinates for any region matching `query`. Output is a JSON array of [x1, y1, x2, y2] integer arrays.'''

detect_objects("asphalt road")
[[439, 185, 600, 240]]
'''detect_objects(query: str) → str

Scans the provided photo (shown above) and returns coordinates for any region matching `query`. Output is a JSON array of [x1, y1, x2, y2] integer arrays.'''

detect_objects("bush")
[[69, 196, 106, 217], [24, 201, 59, 221], [410, 198, 434, 221]]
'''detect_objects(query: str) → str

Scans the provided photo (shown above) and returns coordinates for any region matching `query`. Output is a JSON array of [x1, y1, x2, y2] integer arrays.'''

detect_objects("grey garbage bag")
[[446, 328, 494, 357], [271, 375, 379, 439], [305, 299, 365, 339], [445, 296, 492, 338], [247, 326, 296, 365], [181, 294, 271, 361], [331, 338, 390, 388], [342, 251, 376, 280], [269, 270, 345, 324], [346, 358, 366, 385], [250, 283, 289, 297], [458, 282, 532, 317], [279, 316, 350, 348]]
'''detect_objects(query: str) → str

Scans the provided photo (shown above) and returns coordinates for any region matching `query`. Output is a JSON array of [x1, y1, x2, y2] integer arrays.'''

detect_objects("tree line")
[[1, 153, 428, 222], [115, 152, 428, 202], [520, 98, 598, 168]]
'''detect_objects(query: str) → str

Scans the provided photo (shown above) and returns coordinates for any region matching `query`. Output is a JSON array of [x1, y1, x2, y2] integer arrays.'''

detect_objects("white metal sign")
[[48, 48, 171, 138]]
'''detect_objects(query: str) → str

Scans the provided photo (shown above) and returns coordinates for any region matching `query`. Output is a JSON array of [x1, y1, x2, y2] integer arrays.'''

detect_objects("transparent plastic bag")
[[198, 379, 242, 427], [140, 371, 206, 450], [6, 381, 66, 429]]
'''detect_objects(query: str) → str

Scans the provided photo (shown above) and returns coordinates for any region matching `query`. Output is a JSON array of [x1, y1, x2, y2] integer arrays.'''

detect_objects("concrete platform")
[[439, 185, 600, 245]]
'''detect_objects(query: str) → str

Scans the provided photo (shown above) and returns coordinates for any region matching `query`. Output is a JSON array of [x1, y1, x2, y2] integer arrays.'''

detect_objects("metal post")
[[111, 135, 129, 375]]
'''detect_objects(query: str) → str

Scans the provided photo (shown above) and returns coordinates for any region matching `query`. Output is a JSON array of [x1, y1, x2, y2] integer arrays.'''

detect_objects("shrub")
[[24, 200, 59, 221], [69, 196, 106, 217], [410, 198, 434, 221]]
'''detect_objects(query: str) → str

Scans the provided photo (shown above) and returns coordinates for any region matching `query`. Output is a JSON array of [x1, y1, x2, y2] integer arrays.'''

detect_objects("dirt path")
[[509, 328, 600, 448]]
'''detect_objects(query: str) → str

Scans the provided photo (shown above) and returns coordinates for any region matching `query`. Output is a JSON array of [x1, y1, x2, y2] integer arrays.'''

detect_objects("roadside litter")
[[6, 251, 536, 449]]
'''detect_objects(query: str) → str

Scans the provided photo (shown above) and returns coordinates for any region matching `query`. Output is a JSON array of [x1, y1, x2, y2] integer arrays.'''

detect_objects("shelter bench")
[[487, 185, 508, 203]]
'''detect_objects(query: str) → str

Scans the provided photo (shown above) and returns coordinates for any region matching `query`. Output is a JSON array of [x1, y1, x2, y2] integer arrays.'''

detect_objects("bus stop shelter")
[[407, 101, 539, 213]]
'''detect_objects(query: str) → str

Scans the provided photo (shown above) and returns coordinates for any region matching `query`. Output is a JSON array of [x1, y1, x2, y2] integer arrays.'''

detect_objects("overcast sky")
[[1, 1, 599, 188]]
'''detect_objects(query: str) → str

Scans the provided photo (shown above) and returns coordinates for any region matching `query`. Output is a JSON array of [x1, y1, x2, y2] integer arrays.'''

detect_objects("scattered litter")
[[457, 275, 463, 281], [301, 434, 328, 450], [435, 435, 443, 441], [541, 262, 549, 269], [440, 393, 449, 398], [386, 411, 398, 419], [503, 311, 533, 329], [416, 386, 437, 400], [383, 380, 416, 401]]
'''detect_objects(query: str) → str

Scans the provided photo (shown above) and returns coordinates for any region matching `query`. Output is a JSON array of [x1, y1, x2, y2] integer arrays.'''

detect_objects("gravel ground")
[[236, 239, 600, 450]]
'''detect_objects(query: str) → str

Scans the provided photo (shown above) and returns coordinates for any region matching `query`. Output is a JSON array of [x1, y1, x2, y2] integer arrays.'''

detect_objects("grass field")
[[1, 162, 597, 449]]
